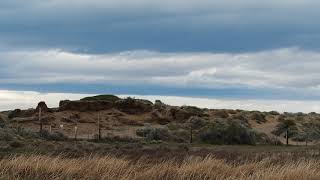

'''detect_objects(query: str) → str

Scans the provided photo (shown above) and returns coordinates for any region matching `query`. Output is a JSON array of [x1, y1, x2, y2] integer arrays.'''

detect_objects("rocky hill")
[[2, 95, 320, 146]]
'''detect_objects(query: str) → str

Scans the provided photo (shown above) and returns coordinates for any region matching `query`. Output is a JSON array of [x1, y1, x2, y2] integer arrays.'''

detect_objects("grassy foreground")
[[0, 155, 319, 180]]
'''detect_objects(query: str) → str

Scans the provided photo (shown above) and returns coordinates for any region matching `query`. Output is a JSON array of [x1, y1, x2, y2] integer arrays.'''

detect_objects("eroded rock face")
[[149, 109, 171, 125], [59, 97, 153, 114], [115, 98, 153, 114], [166, 107, 194, 123], [59, 100, 114, 111], [80, 95, 121, 102]]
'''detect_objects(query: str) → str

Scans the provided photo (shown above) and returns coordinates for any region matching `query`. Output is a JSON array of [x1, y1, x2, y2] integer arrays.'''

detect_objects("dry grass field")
[[0, 154, 319, 180]]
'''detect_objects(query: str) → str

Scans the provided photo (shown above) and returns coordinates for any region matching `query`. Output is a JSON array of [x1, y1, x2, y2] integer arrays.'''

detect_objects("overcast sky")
[[1, 1, 320, 112]]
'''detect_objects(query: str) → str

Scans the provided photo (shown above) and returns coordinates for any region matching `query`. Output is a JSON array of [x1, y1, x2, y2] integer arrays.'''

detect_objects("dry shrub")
[[0, 155, 320, 180]]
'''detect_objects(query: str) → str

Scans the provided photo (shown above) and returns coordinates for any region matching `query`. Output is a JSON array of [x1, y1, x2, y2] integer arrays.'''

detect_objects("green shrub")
[[171, 129, 189, 143], [181, 106, 205, 116], [250, 112, 266, 124], [80, 95, 121, 102], [187, 116, 207, 129], [292, 123, 320, 142], [136, 127, 171, 141], [269, 111, 280, 115], [9, 140, 23, 148], [92, 135, 138, 143], [255, 132, 282, 145], [199, 120, 257, 145], [40, 130, 68, 141], [0, 130, 14, 141], [167, 122, 182, 131], [15, 127, 38, 139]]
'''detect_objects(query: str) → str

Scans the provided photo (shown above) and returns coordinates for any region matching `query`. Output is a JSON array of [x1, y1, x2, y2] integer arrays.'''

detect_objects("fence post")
[[286, 129, 289, 146], [49, 124, 52, 133], [190, 126, 193, 144], [74, 125, 78, 140], [98, 113, 101, 140], [39, 107, 43, 134]]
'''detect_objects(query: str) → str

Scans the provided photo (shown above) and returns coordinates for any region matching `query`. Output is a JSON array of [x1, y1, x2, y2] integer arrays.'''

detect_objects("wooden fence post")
[[98, 113, 101, 140], [286, 129, 289, 146], [39, 107, 43, 133], [190, 126, 193, 144], [74, 125, 78, 140], [49, 124, 52, 133]]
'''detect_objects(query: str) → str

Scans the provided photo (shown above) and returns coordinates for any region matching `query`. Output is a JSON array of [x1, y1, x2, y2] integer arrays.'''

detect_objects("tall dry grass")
[[0, 155, 319, 180]]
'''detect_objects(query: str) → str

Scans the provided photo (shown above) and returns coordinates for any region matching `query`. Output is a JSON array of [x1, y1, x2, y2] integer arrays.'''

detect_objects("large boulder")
[[59, 100, 114, 111]]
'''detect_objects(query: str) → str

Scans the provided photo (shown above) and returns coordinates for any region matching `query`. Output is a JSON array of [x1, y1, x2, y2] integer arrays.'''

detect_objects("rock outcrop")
[[115, 98, 153, 114], [36, 101, 50, 113], [80, 95, 121, 102], [8, 109, 34, 119], [166, 107, 194, 123], [59, 100, 114, 112], [59, 97, 153, 114]]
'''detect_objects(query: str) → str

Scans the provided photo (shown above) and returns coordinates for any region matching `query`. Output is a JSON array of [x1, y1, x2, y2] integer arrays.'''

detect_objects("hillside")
[[2, 94, 320, 146]]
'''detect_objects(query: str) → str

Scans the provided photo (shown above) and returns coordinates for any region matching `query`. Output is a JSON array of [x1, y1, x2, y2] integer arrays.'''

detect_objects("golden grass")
[[0, 155, 319, 180]]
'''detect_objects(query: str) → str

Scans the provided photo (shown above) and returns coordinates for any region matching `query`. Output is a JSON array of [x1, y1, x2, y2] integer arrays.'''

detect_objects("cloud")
[[119, 94, 320, 113], [0, 89, 319, 113], [1, 0, 320, 52], [0, 90, 91, 111], [0, 48, 320, 99]]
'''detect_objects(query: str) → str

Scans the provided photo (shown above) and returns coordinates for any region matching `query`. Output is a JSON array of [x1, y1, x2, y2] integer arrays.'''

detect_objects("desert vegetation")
[[4, 94, 320, 146], [0, 153, 320, 180]]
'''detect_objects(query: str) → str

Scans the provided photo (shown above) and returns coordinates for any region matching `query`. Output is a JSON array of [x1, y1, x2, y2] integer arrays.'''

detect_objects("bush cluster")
[[199, 120, 257, 145], [136, 127, 171, 141], [40, 130, 68, 141]]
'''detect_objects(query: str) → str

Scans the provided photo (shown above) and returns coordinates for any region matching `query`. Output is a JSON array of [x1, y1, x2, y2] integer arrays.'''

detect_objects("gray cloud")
[[1, 48, 320, 94], [1, 1, 320, 52], [1, 89, 320, 113]]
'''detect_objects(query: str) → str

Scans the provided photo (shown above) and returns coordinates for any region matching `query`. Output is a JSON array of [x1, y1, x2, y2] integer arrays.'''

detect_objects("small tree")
[[186, 116, 206, 143], [283, 119, 296, 145], [272, 119, 297, 146]]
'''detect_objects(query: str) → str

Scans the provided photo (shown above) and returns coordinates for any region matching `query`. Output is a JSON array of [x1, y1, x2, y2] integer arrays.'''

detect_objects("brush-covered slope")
[[2, 94, 320, 145]]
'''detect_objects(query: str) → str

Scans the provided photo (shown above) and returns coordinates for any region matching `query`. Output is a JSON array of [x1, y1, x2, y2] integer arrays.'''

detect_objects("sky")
[[1, 0, 320, 112]]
